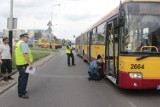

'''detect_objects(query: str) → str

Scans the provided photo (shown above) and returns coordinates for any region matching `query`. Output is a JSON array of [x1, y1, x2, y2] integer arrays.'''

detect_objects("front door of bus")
[[106, 21, 117, 80]]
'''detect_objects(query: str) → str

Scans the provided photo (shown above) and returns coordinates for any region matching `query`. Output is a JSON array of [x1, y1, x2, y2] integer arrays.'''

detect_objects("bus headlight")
[[129, 72, 143, 79]]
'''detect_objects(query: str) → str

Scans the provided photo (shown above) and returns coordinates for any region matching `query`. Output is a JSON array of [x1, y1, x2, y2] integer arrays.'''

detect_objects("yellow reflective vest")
[[66, 45, 72, 54], [15, 40, 33, 65]]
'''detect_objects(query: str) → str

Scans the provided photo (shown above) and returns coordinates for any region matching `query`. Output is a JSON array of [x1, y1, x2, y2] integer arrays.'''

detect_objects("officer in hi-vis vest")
[[15, 33, 33, 99], [66, 41, 75, 66]]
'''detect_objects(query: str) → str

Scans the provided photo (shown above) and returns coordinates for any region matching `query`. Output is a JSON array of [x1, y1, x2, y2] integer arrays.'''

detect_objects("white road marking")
[[108, 104, 112, 107], [128, 101, 137, 107]]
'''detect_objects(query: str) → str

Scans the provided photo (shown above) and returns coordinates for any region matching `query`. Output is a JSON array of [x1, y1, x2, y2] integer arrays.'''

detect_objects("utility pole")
[[9, 0, 13, 55]]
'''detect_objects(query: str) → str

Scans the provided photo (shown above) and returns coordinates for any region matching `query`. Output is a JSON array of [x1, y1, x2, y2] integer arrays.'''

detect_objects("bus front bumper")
[[118, 71, 160, 89]]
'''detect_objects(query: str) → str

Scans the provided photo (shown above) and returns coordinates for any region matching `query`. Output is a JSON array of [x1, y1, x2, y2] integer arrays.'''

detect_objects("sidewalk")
[[0, 49, 62, 95]]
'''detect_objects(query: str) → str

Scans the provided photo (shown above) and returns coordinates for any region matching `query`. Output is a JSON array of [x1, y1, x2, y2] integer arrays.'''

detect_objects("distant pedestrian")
[[66, 41, 75, 66], [88, 55, 103, 81], [15, 33, 33, 99], [0, 37, 13, 81]]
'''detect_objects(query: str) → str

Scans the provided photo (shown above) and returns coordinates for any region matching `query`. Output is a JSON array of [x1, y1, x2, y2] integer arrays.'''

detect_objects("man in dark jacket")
[[88, 55, 103, 81]]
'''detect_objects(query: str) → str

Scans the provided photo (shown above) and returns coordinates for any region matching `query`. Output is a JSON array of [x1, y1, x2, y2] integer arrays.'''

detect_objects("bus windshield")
[[121, 2, 160, 54]]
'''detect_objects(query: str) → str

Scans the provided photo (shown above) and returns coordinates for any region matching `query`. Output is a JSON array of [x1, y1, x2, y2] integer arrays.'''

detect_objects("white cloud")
[[0, 0, 120, 40]]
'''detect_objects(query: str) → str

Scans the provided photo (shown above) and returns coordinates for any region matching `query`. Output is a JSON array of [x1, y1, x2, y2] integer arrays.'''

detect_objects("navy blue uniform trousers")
[[17, 64, 29, 96]]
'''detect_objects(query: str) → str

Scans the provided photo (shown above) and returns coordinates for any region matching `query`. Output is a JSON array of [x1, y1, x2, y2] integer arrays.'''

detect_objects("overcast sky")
[[0, 0, 120, 40]]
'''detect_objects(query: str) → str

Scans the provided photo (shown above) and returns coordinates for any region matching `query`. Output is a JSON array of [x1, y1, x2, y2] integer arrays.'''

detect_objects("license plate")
[[157, 85, 160, 90]]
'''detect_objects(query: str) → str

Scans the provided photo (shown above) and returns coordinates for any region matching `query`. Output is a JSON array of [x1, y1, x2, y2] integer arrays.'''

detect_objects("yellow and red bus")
[[75, 0, 160, 89]]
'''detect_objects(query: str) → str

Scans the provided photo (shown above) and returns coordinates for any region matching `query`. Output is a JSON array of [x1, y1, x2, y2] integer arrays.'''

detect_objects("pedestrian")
[[66, 41, 76, 66], [0, 37, 13, 81], [88, 55, 103, 81], [15, 33, 33, 99]]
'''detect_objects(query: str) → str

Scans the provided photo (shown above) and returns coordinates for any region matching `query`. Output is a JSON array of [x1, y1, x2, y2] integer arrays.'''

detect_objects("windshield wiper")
[[136, 55, 151, 61]]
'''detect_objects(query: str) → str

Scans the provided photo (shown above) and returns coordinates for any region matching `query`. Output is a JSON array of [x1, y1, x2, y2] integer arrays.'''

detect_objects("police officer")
[[66, 41, 75, 66], [15, 33, 33, 99]]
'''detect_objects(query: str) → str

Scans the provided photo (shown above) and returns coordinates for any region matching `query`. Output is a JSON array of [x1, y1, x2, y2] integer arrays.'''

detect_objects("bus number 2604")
[[131, 64, 144, 69]]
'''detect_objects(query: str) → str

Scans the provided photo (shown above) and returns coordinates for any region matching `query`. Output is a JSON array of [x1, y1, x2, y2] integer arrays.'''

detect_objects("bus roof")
[[79, 0, 160, 36], [83, 6, 119, 34]]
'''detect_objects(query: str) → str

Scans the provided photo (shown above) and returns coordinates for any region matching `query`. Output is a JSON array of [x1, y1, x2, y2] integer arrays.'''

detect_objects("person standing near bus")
[[0, 37, 13, 81], [66, 41, 76, 66], [88, 55, 103, 81], [15, 33, 33, 99]]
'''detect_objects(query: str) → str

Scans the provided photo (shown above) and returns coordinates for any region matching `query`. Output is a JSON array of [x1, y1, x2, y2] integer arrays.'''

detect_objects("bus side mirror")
[[118, 10, 125, 27]]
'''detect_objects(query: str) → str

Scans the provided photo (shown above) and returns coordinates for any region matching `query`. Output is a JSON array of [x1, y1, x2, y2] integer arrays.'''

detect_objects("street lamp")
[[51, 4, 61, 22], [49, 4, 61, 49]]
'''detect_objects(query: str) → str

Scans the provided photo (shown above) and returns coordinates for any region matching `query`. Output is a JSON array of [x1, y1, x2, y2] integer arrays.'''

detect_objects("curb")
[[0, 80, 17, 95]]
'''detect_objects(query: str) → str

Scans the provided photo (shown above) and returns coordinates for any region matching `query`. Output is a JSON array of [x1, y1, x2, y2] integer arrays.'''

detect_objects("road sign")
[[47, 26, 52, 33], [47, 21, 52, 26], [7, 18, 17, 29]]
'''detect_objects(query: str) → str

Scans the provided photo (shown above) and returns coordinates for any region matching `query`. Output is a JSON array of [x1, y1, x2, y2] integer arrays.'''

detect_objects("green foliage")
[[34, 31, 42, 40], [12, 51, 49, 70], [32, 52, 49, 61], [30, 47, 56, 52]]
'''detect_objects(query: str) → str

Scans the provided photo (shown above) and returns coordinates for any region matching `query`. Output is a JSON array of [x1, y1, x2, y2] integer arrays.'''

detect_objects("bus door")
[[106, 21, 118, 84], [87, 32, 92, 62]]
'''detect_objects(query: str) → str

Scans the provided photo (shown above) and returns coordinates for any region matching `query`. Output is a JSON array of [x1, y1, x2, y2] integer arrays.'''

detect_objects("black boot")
[[3, 77, 8, 81], [8, 76, 14, 80]]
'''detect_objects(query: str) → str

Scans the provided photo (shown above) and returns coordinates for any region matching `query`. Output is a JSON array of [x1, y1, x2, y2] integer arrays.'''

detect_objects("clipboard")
[[25, 66, 36, 75]]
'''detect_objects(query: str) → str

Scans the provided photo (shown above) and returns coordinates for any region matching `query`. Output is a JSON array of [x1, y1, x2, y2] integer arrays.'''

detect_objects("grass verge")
[[32, 52, 49, 61], [12, 52, 50, 70], [30, 47, 56, 52]]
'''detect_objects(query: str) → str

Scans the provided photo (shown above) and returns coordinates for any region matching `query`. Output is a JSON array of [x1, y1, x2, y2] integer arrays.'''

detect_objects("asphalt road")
[[0, 51, 160, 107]]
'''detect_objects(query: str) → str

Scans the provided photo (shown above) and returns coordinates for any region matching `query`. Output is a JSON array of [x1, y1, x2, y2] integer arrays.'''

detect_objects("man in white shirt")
[[0, 37, 13, 81]]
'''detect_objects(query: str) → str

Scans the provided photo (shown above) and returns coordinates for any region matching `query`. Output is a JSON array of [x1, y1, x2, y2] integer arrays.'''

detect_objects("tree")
[[34, 31, 42, 40]]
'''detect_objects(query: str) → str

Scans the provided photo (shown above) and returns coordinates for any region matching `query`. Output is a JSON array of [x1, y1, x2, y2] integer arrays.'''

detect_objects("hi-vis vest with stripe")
[[15, 40, 33, 65], [66, 45, 71, 54]]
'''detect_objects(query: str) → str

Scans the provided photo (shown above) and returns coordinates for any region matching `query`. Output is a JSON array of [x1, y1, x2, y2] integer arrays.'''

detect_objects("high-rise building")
[[0, 32, 3, 38], [28, 29, 47, 39], [3, 29, 25, 39]]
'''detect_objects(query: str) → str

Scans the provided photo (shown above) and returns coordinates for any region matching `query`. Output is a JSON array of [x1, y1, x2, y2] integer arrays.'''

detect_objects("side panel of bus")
[[86, 32, 92, 62], [79, 35, 83, 57], [90, 45, 105, 61]]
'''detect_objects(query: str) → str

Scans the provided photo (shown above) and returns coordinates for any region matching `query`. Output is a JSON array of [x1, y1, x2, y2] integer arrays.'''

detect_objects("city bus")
[[75, 0, 160, 89], [38, 39, 62, 49]]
